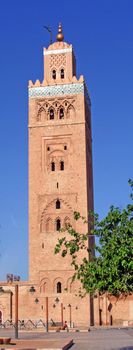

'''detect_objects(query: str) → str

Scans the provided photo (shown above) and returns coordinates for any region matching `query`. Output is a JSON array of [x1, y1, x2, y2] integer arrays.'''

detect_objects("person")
[[62, 320, 68, 331]]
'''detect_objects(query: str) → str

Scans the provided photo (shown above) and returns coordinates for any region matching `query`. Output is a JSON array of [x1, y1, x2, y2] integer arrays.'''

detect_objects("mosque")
[[0, 24, 132, 329]]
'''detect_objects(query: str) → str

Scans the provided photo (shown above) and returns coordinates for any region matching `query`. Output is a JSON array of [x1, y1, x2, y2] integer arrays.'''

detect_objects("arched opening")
[[37, 107, 46, 122], [99, 309, 102, 326], [110, 315, 113, 326], [57, 282, 62, 293], [56, 199, 60, 209], [59, 108, 64, 119], [67, 105, 75, 119], [60, 161, 64, 171], [40, 282, 47, 293], [51, 162, 55, 171], [49, 108, 54, 120], [56, 219, 61, 231], [40, 278, 51, 293], [60, 69, 64, 79], [52, 70, 56, 80], [46, 218, 53, 232]]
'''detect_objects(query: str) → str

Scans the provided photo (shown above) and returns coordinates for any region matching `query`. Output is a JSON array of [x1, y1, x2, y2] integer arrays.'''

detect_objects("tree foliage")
[[55, 180, 133, 296]]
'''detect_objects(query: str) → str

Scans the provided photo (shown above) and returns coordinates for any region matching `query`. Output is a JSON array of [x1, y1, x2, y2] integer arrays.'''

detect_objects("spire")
[[56, 23, 64, 42]]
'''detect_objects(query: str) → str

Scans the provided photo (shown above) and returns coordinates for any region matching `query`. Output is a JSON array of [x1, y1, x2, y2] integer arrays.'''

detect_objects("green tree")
[[55, 180, 133, 296]]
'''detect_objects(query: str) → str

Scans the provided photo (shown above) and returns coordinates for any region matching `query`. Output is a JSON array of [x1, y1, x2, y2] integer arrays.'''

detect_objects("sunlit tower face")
[[28, 23, 94, 326]]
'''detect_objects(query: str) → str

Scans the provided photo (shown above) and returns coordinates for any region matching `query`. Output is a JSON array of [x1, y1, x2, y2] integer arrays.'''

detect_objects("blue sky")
[[0, 0, 132, 280]]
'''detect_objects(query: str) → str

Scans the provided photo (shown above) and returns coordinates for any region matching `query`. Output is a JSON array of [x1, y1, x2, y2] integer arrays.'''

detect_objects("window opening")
[[56, 199, 60, 209], [61, 69, 64, 79], [57, 282, 62, 293], [56, 219, 61, 231], [51, 162, 55, 171], [64, 145, 67, 150], [60, 161, 64, 171], [49, 108, 54, 120], [59, 108, 64, 119], [57, 182, 59, 189], [47, 147, 50, 151], [42, 243, 44, 249], [52, 70, 56, 80]]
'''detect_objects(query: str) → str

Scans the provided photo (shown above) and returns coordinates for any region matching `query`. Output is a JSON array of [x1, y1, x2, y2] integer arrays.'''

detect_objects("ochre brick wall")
[[94, 293, 133, 326], [0, 285, 133, 327], [0, 283, 90, 327]]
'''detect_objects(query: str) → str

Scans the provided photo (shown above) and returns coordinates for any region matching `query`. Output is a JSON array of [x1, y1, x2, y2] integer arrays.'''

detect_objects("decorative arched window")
[[37, 107, 46, 122], [46, 218, 53, 232], [60, 161, 64, 171], [56, 219, 61, 231], [57, 282, 62, 293], [49, 108, 54, 120], [40, 282, 46, 293], [56, 199, 60, 209], [67, 105, 75, 119], [59, 108, 64, 119], [60, 69, 64, 79], [51, 162, 55, 171], [52, 70, 56, 80], [40, 278, 51, 293]]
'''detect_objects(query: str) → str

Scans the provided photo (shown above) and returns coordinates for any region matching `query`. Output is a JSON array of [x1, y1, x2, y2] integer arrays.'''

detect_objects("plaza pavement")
[[0, 328, 133, 350], [0, 338, 73, 350]]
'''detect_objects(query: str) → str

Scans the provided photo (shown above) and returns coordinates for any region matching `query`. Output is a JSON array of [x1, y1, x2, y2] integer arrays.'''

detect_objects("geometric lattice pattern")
[[50, 54, 66, 68]]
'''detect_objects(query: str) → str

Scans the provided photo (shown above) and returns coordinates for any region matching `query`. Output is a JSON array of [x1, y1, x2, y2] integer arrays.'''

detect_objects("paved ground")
[[0, 328, 133, 350], [0, 337, 73, 350]]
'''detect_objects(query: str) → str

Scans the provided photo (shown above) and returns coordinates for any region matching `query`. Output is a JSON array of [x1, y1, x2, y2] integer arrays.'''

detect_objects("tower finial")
[[56, 23, 64, 42]]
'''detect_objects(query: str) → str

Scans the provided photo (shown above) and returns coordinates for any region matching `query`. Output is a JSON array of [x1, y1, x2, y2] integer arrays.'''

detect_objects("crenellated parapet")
[[28, 75, 91, 107], [28, 74, 84, 88]]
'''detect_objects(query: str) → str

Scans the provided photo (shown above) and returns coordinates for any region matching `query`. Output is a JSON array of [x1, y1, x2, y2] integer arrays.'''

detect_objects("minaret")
[[28, 24, 94, 326]]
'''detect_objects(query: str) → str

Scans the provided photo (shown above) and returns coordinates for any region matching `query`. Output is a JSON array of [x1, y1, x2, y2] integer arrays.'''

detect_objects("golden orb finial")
[[56, 23, 64, 42]]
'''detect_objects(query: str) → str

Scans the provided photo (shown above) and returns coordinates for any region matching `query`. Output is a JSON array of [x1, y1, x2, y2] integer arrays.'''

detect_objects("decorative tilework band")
[[43, 48, 72, 55], [29, 83, 84, 98], [29, 83, 91, 106]]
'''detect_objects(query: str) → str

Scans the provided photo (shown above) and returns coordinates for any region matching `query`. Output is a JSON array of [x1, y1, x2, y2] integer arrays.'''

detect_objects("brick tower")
[[28, 24, 94, 327]]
